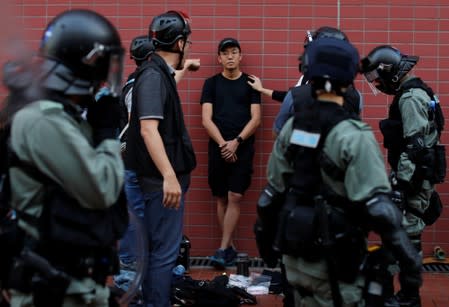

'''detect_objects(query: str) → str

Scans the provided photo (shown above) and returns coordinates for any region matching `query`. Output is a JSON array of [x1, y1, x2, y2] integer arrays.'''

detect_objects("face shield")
[[106, 51, 124, 96], [363, 69, 381, 95], [83, 43, 124, 97]]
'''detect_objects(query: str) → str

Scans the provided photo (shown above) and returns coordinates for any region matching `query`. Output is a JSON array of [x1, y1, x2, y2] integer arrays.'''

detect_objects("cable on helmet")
[[299, 26, 349, 75], [302, 37, 359, 97]]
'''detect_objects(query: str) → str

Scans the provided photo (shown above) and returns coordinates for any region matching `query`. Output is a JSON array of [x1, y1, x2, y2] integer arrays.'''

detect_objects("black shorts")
[[208, 140, 254, 197]]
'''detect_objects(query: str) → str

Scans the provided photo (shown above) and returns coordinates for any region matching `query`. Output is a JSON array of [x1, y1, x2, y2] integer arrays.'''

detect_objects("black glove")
[[254, 184, 285, 267], [87, 87, 121, 146], [254, 218, 280, 268], [390, 190, 405, 211], [389, 171, 408, 209]]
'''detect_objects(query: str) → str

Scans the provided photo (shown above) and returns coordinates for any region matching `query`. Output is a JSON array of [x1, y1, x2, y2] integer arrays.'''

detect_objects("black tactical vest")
[[8, 98, 129, 250], [292, 83, 361, 117], [379, 77, 444, 170], [126, 54, 196, 178], [278, 94, 367, 274], [287, 90, 357, 201]]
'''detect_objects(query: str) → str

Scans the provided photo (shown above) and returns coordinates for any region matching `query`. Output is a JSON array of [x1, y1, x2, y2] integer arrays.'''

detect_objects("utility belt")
[[380, 119, 446, 184], [8, 242, 119, 307], [275, 192, 367, 283], [295, 245, 397, 307], [36, 242, 120, 283]]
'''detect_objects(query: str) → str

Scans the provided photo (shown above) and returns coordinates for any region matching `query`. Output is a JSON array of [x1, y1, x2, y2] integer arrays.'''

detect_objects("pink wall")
[[2, 0, 449, 257]]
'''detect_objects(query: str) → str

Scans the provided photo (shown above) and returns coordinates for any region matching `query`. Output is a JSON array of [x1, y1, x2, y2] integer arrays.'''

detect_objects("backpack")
[[0, 125, 24, 290], [0, 61, 43, 288], [171, 274, 257, 307], [118, 73, 137, 153], [405, 190, 443, 226]]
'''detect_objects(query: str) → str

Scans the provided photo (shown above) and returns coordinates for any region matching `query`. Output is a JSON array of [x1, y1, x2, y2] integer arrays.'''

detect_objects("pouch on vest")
[[324, 204, 366, 283], [40, 186, 129, 249], [432, 144, 446, 184], [379, 119, 403, 150], [275, 196, 320, 261]]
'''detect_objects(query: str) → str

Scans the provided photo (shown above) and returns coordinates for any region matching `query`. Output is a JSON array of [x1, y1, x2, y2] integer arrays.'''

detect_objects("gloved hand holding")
[[389, 171, 407, 209], [87, 86, 121, 145]]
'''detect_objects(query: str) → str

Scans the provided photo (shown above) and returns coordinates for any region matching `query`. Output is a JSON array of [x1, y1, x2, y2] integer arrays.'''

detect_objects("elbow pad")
[[365, 194, 403, 233], [257, 184, 284, 220]]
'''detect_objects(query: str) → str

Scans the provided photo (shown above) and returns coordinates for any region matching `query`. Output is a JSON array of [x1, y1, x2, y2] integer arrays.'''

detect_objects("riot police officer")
[[272, 26, 363, 136], [361, 45, 445, 307], [256, 37, 422, 306], [6, 9, 127, 307]]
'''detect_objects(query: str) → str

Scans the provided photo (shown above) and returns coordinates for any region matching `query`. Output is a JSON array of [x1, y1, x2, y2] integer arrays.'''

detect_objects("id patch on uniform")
[[290, 129, 321, 148]]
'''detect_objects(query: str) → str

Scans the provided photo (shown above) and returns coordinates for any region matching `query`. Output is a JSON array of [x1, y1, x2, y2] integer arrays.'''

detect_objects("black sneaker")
[[224, 246, 238, 266], [209, 248, 226, 269], [384, 291, 421, 307]]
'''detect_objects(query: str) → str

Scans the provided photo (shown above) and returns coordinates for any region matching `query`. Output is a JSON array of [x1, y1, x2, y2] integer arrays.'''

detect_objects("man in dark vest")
[[125, 10, 196, 307], [255, 37, 422, 306], [361, 45, 445, 307]]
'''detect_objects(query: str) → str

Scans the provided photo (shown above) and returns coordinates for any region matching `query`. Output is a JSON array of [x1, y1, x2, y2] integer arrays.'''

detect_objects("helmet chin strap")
[[175, 38, 187, 70]]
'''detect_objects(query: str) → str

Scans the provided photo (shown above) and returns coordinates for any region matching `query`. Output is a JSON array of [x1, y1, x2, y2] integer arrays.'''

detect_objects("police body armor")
[[275, 91, 366, 283], [5, 100, 129, 304], [379, 77, 446, 184]]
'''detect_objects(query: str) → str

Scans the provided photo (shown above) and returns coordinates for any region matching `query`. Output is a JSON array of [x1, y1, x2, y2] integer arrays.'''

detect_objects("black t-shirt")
[[200, 73, 261, 140]]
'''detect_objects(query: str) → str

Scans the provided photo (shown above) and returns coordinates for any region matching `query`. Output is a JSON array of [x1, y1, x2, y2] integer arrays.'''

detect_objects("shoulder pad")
[[343, 119, 371, 131], [401, 87, 428, 99], [38, 100, 64, 114]]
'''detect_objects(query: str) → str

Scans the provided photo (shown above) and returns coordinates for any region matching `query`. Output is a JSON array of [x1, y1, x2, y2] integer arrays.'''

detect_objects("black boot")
[[384, 290, 421, 307]]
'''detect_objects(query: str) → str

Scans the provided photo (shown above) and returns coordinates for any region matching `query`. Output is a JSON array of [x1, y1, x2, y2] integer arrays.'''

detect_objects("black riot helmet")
[[38, 9, 124, 96], [150, 11, 191, 49], [299, 26, 349, 74], [304, 26, 348, 48], [130, 35, 154, 64], [360, 45, 419, 95], [302, 37, 359, 96]]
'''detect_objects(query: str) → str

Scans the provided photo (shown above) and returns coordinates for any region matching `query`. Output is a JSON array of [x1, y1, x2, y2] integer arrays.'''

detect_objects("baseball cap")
[[218, 37, 241, 53]]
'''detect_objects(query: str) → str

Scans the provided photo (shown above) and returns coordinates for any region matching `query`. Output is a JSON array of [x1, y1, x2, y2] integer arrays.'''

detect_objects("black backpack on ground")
[[171, 274, 256, 307]]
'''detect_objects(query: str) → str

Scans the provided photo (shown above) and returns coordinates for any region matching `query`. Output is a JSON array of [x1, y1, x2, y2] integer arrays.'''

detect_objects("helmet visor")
[[364, 69, 379, 83], [106, 51, 124, 97]]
